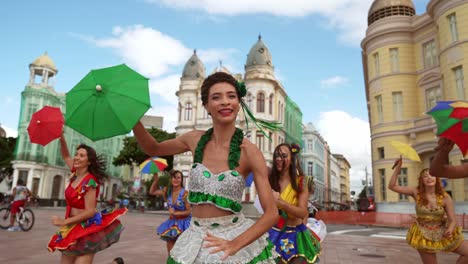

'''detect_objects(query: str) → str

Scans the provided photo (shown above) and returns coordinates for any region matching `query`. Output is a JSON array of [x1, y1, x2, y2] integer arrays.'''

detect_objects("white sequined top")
[[187, 163, 245, 213]]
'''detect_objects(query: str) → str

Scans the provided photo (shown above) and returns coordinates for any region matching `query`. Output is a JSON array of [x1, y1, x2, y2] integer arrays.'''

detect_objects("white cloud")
[[146, 0, 374, 45], [149, 75, 181, 104], [82, 25, 193, 78], [316, 110, 371, 194], [2, 125, 18, 138], [320, 76, 349, 88]]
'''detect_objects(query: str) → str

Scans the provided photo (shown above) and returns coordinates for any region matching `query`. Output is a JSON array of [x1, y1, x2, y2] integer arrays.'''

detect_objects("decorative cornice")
[[428, 0, 468, 19]]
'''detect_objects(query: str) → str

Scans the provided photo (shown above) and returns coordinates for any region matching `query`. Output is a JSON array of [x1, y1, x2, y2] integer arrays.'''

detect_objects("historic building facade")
[[11, 53, 125, 204], [362, 0, 468, 211], [173, 37, 302, 200]]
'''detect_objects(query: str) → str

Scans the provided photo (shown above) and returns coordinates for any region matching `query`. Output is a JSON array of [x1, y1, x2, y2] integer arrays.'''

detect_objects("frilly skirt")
[[167, 213, 278, 263], [268, 223, 321, 263], [157, 215, 191, 241], [406, 221, 464, 253], [47, 208, 127, 256]]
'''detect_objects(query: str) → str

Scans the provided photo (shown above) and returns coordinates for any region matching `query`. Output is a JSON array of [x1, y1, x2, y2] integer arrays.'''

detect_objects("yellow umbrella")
[[390, 141, 421, 162]]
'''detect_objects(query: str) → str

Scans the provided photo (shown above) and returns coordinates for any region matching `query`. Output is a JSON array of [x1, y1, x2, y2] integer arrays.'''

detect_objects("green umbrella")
[[66, 64, 150, 141]]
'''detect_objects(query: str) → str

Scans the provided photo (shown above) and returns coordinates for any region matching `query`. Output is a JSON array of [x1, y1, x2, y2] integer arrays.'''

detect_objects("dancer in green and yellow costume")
[[389, 157, 468, 263], [268, 143, 320, 263]]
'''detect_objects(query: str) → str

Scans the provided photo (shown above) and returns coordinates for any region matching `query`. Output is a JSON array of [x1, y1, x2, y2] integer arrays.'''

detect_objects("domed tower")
[[362, 0, 423, 206], [368, 0, 415, 25], [244, 36, 287, 165], [176, 50, 205, 131], [15, 52, 64, 164], [28, 52, 58, 89], [174, 50, 206, 177], [244, 35, 275, 81]]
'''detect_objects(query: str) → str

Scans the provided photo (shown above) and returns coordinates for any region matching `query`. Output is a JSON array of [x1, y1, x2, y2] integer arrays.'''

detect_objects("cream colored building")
[[174, 37, 302, 200], [362, 0, 468, 212], [333, 154, 351, 205]]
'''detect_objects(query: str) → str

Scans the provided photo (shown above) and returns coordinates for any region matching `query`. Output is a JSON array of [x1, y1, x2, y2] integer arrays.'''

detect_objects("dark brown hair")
[[76, 144, 108, 183], [269, 143, 305, 194], [200, 72, 240, 106], [166, 170, 184, 197]]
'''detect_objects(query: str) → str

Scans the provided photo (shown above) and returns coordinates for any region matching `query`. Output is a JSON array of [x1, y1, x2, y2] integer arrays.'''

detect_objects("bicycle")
[[0, 203, 35, 231]]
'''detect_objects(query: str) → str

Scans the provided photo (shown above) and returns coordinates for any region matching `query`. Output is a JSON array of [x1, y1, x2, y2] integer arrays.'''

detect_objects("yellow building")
[[362, 0, 468, 211], [333, 154, 351, 204]]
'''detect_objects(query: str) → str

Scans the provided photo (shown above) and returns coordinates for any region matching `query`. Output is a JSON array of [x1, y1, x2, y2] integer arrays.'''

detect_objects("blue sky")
[[0, 0, 429, 192]]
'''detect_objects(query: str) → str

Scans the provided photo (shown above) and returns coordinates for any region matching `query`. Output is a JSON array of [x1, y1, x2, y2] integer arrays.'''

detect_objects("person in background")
[[7, 178, 31, 231], [268, 143, 321, 263], [149, 170, 191, 254], [389, 156, 468, 264]]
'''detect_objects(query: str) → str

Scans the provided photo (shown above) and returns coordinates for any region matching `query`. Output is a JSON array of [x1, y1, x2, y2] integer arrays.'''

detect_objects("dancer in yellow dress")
[[268, 143, 320, 263], [389, 157, 468, 263]]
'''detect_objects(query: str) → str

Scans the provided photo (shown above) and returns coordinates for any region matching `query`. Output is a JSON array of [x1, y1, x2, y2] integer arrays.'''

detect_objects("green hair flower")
[[236, 81, 247, 98]]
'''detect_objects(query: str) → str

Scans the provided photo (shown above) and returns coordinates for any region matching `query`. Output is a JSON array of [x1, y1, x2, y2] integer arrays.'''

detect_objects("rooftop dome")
[[368, 0, 415, 25], [245, 35, 273, 68], [211, 61, 231, 75], [30, 52, 57, 72], [182, 50, 205, 80]]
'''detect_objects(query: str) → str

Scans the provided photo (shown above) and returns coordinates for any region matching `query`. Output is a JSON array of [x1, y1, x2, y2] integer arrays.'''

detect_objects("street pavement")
[[0, 207, 461, 263]]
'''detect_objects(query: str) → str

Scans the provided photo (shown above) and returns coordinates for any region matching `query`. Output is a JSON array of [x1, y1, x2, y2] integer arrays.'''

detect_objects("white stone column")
[[44, 70, 49, 85], [38, 170, 45, 199], [11, 168, 19, 189], [42, 69, 46, 84], [29, 69, 35, 85], [27, 168, 34, 190]]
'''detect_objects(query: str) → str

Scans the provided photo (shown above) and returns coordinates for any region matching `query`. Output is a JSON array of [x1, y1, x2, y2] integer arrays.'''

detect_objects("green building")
[[11, 53, 125, 204], [284, 96, 303, 145]]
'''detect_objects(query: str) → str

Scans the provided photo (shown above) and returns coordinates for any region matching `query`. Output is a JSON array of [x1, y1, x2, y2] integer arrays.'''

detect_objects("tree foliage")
[[113, 128, 176, 171], [0, 137, 17, 178]]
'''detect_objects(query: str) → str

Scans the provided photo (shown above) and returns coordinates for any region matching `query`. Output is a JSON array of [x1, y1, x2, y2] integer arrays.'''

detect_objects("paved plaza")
[[0, 208, 460, 263]]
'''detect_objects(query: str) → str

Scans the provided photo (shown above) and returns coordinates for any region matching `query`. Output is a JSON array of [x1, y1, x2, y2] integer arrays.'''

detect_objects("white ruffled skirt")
[[168, 213, 278, 264]]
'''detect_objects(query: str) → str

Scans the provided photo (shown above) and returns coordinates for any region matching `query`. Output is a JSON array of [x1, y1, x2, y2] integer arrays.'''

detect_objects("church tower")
[[174, 50, 206, 175]]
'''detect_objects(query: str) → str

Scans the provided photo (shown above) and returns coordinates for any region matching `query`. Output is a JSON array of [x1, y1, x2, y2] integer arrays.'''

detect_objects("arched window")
[[247, 93, 253, 110], [269, 94, 273, 115], [184, 103, 192, 121], [256, 131, 264, 151], [257, 92, 265, 113]]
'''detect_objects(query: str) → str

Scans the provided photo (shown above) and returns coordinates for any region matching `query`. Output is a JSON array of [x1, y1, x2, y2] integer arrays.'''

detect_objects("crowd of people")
[[3, 70, 468, 264]]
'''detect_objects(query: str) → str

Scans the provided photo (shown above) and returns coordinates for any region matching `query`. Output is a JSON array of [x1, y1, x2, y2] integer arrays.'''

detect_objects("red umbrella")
[[27, 106, 64, 146]]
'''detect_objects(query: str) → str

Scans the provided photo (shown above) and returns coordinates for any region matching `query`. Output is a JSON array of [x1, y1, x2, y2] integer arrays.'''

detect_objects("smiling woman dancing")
[[389, 157, 468, 264], [47, 136, 127, 264], [133, 71, 279, 263]]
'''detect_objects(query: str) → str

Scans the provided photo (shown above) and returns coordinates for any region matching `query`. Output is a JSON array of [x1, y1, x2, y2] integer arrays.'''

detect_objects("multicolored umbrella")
[[65, 64, 150, 141], [390, 141, 421, 162], [427, 100, 468, 156], [139, 157, 168, 174], [27, 106, 64, 146]]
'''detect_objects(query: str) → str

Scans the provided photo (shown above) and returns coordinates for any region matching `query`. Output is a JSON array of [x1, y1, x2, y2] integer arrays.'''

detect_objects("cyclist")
[[8, 179, 31, 231]]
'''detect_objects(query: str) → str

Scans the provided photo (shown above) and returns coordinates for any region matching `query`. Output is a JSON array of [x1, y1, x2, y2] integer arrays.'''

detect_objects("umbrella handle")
[[391, 156, 402, 170]]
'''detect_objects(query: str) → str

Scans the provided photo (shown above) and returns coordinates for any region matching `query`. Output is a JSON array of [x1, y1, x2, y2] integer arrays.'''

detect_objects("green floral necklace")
[[193, 127, 244, 170]]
